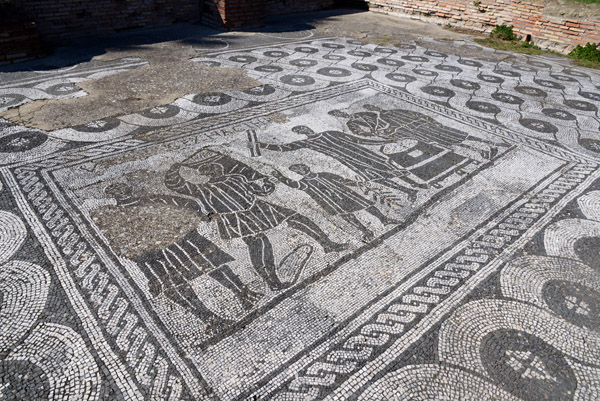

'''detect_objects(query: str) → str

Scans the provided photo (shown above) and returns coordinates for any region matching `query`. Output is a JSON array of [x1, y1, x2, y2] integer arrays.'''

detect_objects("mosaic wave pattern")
[[0, 35, 599, 401]]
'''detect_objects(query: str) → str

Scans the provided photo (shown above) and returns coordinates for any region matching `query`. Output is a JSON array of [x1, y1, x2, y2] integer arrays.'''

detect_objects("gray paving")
[[0, 14, 599, 401]]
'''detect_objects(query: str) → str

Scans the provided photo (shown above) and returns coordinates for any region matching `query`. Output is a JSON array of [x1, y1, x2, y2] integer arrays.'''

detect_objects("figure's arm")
[[257, 141, 305, 152], [164, 163, 196, 196], [351, 135, 392, 146], [149, 194, 205, 215], [321, 172, 358, 187], [272, 171, 307, 190]]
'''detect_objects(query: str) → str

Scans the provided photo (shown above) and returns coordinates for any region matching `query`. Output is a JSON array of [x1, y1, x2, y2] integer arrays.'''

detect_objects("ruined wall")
[[202, 0, 335, 30], [364, 0, 600, 52], [202, 0, 267, 30], [265, 0, 336, 16], [16, 0, 202, 43]]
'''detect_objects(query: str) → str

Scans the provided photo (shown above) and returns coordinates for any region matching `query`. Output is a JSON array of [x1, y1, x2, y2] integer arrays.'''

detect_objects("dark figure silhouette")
[[163, 150, 348, 292], [273, 164, 399, 241], [255, 126, 418, 201], [105, 183, 262, 333]]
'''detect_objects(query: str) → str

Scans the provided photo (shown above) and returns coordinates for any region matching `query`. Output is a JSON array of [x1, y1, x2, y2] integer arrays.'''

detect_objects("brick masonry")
[[265, 0, 336, 16], [202, 0, 335, 30], [14, 0, 202, 43], [363, 0, 600, 52], [0, 21, 45, 64]]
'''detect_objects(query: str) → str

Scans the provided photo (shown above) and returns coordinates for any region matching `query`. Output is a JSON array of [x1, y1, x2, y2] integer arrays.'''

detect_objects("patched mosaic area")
[[0, 33, 599, 401]]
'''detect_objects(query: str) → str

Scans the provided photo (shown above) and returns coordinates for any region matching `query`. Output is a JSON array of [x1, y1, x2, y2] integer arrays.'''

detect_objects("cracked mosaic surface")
[[1, 30, 600, 401]]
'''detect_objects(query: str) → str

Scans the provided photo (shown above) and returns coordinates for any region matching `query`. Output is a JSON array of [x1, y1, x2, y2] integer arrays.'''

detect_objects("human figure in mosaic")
[[273, 164, 399, 241], [254, 125, 418, 201], [329, 105, 503, 160], [163, 150, 348, 291], [105, 182, 262, 332]]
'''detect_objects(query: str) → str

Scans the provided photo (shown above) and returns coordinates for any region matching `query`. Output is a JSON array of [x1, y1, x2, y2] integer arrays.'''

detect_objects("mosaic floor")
[[1, 28, 600, 401]]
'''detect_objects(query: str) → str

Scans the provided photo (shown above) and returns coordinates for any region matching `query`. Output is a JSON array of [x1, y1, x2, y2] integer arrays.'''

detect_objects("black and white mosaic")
[[1, 33, 600, 401]]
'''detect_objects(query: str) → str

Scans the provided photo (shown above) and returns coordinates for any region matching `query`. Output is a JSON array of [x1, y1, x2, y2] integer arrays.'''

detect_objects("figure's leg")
[[340, 213, 374, 242], [375, 178, 419, 201], [163, 283, 231, 330], [365, 206, 401, 225], [243, 234, 285, 291], [286, 213, 349, 253], [209, 265, 263, 310], [140, 258, 231, 332]]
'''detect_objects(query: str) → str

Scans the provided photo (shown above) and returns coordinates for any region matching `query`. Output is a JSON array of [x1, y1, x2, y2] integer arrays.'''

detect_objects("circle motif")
[[317, 67, 351, 77], [377, 58, 404, 67], [289, 59, 318, 67], [242, 85, 276, 96], [141, 105, 180, 119], [573, 236, 600, 270], [519, 118, 558, 134], [295, 46, 319, 54], [401, 55, 429, 62], [348, 50, 372, 57], [527, 60, 551, 69], [451, 79, 480, 90], [421, 86, 455, 97], [192, 92, 232, 106], [264, 50, 289, 58], [322, 43, 345, 49], [534, 79, 564, 90], [424, 50, 447, 57], [0, 94, 26, 109], [228, 55, 257, 63], [280, 75, 316, 86], [413, 69, 438, 77], [323, 54, 346, 61], [478, 73, 504, 84], [384, 72, 416, 83], [254, 65, 283, 73], [466, 100, 500, 114], [435, 64, 462, 73], [541, 108, 576, 121], [481, 329, 577, 401], [515, 86, 546, 97], [543, 280, 600, 330], [551, 74, 577, 82], [373, 47, 397, 54], [579, 91, 600, 102], [458, 59, 483, 67], [579, 138, 600, 153], [564, 99, 598, 112], [351, 62, 378, 72], [494, 69, 521, 78], [0, 360, 50, 401], [0, 132, 48, 153], [491, 92, 523, 105], [45, 83, 80, 96]]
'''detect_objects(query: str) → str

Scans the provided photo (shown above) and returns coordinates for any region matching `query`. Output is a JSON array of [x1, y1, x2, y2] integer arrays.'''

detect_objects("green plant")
[[473, 0, 481, 6], [521, 41, 540, 50], [490, 24, 519, 41], [568, 43, 600, 63]]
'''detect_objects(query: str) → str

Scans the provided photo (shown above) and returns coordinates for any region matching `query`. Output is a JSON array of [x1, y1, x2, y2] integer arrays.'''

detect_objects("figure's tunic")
[[165, 160, 296, 240], [280, 172, 371, 215]]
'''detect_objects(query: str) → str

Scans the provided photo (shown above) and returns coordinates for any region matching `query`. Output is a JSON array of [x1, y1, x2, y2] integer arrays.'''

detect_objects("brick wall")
[[16, 0, 201, 43], [202, 0, 334, 30], [202, 0, 267, 29], [364, 0, 600, 52], [265, 0, 335, 16], [0, 22, 45, 64]]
